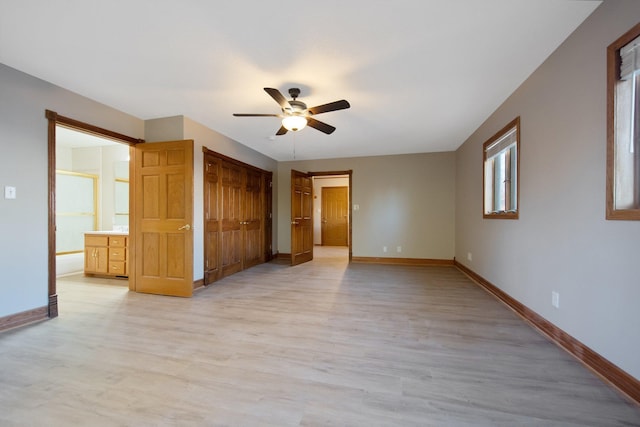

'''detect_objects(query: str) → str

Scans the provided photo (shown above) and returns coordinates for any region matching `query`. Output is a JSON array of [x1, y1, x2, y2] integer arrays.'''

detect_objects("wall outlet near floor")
[[467, 252, 472, 261], [383, 246, 387, 253], [552, 291, 560, 309], [4, 186, 16, 199], [396, 246, 402, 253]]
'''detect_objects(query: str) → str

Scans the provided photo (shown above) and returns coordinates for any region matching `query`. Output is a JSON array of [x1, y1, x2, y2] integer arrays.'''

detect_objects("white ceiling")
[[0, 1, 600, 161]]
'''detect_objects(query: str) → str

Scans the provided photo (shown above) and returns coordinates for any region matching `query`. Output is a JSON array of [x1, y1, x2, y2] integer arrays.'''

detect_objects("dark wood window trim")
[[46, 110, 144, 318], [606, 23, 640, 220], [483, 117, 520, 220]]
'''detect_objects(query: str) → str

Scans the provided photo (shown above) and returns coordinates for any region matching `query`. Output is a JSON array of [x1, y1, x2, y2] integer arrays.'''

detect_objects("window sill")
[[606, 208, 640, 221], [483, 211, 519, 220]]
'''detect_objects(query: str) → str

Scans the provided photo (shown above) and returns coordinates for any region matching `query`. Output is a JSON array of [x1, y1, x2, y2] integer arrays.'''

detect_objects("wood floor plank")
[[0, 247, 638, 426]]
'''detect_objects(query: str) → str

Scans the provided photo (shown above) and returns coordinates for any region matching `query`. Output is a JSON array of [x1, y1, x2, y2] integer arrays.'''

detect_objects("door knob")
[[178, 224, 191, 231], [291, 221, 299, 225]]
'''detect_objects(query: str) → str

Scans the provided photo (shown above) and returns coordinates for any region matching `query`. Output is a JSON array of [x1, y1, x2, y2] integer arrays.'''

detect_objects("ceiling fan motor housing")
[[288, 88, 301, 99], [287, 100, 307, 114]]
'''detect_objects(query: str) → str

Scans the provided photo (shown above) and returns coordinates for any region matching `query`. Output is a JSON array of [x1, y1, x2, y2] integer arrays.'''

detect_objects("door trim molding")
[[202, 147, 271, 174], [46, 110, 143, 318]]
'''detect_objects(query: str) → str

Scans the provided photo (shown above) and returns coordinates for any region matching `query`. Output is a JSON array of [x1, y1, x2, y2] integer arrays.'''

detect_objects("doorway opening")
[[291, 170, 352, 266], [55, 126, 130, 281], [46, 110, 142, 317], [313, 175, 349, 261]]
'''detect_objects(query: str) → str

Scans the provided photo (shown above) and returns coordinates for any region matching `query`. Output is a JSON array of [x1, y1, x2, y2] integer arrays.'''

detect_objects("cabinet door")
[[85, 247, 108, 273]]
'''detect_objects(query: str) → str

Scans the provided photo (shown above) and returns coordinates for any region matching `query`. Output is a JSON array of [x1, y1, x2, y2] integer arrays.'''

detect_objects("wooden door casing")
[[321, 186, 349, 246], [133, 140, 193, 297], [291, 170, 313, 266]]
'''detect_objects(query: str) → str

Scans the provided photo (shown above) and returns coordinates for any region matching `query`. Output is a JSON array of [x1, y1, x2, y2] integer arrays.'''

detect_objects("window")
[[483, 117, 520, 219], [55, 170, 98, 254], [607, 23, 640, 220]]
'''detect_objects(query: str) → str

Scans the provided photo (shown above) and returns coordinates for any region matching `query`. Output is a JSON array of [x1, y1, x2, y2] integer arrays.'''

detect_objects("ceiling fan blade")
[[264, 88, 291, 110], [306, 117, 336, 134], [275, 125, 288, 136], [308, 100, 350, 115], [233, 113, 281, 117]]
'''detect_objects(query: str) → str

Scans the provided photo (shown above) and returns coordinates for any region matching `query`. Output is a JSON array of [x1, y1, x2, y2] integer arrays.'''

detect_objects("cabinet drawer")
[[109, 236, 127, 247], [109, 261, 126, 275], [109, 248, 126, 261], [85, 235, 108, 246]]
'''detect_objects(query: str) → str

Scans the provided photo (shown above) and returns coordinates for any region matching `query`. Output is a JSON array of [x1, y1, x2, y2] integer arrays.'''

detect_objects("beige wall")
[[278, 152, 455, 260], [455, 0, 640, 380], [145, 116, 278, 281], [0, 63, 144, 317]]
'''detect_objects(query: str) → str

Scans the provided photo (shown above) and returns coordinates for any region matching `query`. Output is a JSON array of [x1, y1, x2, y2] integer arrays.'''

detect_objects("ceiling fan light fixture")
[[282, 115, 307, 132]]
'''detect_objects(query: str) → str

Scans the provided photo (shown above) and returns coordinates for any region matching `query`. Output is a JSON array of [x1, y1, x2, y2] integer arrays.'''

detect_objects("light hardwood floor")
[[1, 247, 639, 426]]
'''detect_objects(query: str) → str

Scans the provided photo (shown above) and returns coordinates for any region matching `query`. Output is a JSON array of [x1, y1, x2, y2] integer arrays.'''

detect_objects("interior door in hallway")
[[132, 140, 193, 297], [291, 169, 313, 266], [321, 186, 348, 246]]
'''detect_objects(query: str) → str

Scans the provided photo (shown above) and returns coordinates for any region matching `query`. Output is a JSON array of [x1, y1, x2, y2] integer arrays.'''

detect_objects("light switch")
[[4, 186, 16, 199]]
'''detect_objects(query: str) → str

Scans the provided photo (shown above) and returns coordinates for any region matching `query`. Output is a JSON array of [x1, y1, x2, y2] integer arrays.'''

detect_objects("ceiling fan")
[[233, 88, 350, 135]]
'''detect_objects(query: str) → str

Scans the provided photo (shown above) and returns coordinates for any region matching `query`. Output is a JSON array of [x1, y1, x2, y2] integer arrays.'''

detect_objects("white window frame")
[[483, 117, 520, 219]]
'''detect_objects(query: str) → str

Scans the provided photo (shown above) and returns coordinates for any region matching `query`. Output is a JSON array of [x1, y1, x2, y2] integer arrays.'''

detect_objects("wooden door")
[[243, 168, 263, 269], [203, 154, 220, 285], [321, 186, 349, 246], [220, 160, 242, 277], [291, 170, 313, 266], [132, 140, 193, 297], [263, 172, 273, 262]]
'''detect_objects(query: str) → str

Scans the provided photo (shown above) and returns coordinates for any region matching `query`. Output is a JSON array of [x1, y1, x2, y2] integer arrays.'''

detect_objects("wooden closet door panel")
[[243, 168, 263, 269], [263, 172, 273, 262], [204, 154, 220, 284], [220, 160, 242, 277]]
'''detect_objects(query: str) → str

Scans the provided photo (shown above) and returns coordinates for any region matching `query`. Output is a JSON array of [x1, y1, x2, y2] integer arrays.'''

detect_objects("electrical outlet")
[[397, 246, 402, 253], [4, 186, 16, 199], [552, 291, 560, 309], [383, 246, 387, 253], [467, 252, 472, 261]]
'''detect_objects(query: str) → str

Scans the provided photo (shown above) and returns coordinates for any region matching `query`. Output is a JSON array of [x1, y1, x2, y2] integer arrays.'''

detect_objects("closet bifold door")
[[220, 160, 243, 278], [203, 148, 272, 284], [203, 153, 221, 285], [242, 168, 264, 269]]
